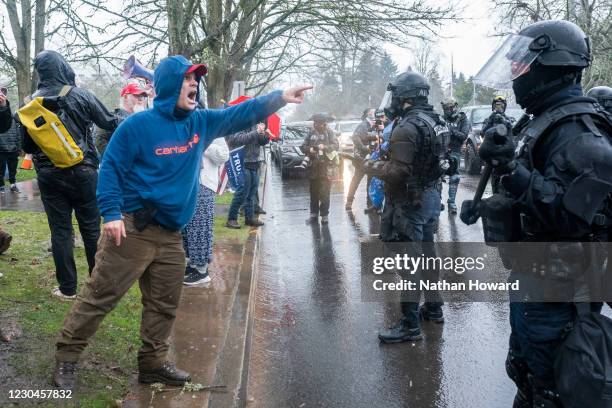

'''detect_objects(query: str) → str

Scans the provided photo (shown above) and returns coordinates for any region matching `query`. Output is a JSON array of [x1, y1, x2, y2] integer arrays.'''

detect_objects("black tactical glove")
[[362, 159, 386, 177], [478, 123, 515, 173], [460, 199, 481, 225]]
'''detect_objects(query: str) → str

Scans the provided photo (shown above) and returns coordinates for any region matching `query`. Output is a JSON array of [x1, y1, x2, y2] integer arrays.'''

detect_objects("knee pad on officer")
[[449, 174, 460, 185]]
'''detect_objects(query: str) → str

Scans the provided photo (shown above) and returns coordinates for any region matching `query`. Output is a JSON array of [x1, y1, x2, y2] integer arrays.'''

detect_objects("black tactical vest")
[[401, 110, 449, 190], [515, 99, 612, 167]]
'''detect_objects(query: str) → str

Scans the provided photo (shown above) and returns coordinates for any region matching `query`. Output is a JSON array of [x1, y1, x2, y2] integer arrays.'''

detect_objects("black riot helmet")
[[380, 72, 430, 119], [514, 20, 589, 111], [586, 86, 612, 112], [441, 98, 459, 120], [519, 20, 590, 69], [474, 20, 590, 112]]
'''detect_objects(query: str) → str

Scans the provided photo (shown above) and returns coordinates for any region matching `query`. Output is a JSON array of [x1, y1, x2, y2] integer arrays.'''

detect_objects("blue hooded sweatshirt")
[[97, 55, 286, 230]]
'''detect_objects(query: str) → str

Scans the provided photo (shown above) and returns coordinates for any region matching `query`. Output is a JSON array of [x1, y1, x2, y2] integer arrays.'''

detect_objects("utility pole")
[[450, 53, 454, 99]]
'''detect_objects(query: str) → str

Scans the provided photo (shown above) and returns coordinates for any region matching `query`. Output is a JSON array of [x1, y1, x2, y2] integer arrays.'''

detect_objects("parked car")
[[461, 105, 525, 175], [334, 119, 361, 153], [272, 123, 311, 179]]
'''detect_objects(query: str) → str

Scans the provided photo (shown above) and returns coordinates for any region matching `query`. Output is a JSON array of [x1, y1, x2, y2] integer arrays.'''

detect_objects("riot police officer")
[[481, 96, 513, 133], [586, 86, 612, 114], [364, 72, 448, 343], [441, 99, 470, 214], [481, 96, 515, 194], [463, 20, 612, 407]]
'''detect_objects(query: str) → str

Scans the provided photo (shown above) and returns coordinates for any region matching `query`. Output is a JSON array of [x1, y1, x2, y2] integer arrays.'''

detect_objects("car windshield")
[[339, 121, 360, 133], [470, 108, 491, 125], [283, 126, 309, 140], [506, 108, 525, 121]]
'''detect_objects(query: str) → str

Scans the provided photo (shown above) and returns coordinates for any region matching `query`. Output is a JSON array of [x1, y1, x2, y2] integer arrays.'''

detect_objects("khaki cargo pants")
[[55, 213, 185, 370]]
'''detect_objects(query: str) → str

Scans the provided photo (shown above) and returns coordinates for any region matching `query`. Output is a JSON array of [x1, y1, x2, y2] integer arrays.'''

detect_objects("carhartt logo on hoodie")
[[155, 134, 200, 156]]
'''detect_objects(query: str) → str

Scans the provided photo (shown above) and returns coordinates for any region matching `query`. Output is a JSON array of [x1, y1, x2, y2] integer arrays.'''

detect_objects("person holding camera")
[[0, 86, 12, 133], [0, 86, 14, 254], [301, 113, 339, 224], [346, 108, 384, 213], [0, 87, 21, 194]]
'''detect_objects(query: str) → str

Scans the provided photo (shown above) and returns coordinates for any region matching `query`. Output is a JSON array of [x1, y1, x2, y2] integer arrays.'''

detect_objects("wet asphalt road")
[[245, 161, 516, 408]]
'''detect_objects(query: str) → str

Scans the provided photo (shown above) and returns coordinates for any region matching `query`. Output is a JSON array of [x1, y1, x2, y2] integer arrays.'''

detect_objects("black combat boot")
[[53, 361, 76, 390], [378, 318, 422, 343], [138, 362, 191, 386], [420, 304, 444, 323]]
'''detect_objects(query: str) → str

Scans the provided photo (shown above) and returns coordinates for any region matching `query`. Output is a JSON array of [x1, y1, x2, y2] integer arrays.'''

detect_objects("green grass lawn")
[[15, 158, 37, 183], [214, 191, 234, 206], [0, 209, 248, 407]]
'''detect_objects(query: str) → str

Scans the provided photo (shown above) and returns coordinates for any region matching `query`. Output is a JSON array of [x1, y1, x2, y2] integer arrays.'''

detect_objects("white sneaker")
[[52, 287, 76, 300]]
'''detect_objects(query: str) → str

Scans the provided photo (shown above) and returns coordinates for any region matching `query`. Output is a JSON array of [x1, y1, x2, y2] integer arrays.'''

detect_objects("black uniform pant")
[[309, 177, 331, 217], [37, 165, 100, 296], [0, 151, 19, 185]]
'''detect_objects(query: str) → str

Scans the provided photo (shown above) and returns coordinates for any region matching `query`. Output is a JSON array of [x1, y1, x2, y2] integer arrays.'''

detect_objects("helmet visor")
[[379, 90, 393, 111], [474, 35, 541, 89]]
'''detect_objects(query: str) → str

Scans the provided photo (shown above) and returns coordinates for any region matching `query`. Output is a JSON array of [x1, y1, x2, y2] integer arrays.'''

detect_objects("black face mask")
[[384, 96, 403, 120], [512, 72, 537, 109], [513, 65, 580, 112], [443, 108, 457, 121]]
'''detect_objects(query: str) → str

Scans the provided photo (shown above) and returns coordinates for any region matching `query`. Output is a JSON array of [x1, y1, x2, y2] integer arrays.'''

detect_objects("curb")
[[206, 161, 267, 407]]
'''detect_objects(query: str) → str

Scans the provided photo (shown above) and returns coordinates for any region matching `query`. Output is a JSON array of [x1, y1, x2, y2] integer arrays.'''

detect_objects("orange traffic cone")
[[20, 154, 33, 170]]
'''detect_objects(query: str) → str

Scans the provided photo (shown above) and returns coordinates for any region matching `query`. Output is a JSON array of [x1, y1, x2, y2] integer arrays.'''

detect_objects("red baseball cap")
[[186, 63, 208, 77], [120, 83, 149, 97]]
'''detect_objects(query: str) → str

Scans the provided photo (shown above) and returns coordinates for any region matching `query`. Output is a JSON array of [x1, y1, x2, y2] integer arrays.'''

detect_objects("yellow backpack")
[[17, 85, 83, 168]]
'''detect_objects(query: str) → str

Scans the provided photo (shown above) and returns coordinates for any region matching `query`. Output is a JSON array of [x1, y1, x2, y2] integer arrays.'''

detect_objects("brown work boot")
[[53, 361, 76, 390], [138, 362, 191, 386], [0, 229, 12, 254], [226, 220, 241, 229]]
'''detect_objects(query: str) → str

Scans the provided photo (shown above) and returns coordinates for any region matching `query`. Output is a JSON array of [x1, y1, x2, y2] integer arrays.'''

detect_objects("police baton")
[[460, 124, 507, 225]]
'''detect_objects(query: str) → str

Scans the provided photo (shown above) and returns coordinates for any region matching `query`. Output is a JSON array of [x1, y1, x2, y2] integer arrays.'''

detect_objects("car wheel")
[[465, 142, 482, 175]]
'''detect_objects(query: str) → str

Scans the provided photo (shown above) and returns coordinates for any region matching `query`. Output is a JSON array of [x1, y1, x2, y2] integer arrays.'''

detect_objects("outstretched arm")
[[202, 86, 312, 141]]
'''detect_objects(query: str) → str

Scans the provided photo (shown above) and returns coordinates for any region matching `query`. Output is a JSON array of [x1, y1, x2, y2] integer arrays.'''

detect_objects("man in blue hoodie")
[[53, 55, 310, 390]]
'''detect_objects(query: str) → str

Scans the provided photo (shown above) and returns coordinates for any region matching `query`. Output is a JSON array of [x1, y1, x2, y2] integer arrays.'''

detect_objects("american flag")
[[217, 165, 228, 195]]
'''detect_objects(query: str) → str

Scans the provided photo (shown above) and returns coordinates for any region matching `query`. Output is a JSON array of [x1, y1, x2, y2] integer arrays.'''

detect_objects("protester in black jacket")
[[225, 123, 271, 228], [0, 87, 11, 133], [14, 50, 118, 300], [0, 88, 13, 253], [0, 117, 21, 193], [346, 108, 383, 212]]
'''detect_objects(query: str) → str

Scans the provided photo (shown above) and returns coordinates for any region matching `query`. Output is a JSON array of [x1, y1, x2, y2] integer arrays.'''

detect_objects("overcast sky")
[[385, 0, 503, 82]]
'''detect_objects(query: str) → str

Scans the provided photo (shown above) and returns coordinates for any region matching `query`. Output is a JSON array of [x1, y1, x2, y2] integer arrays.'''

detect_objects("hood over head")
[[35, 50, 76, 89], [153, 55, 204, 120]]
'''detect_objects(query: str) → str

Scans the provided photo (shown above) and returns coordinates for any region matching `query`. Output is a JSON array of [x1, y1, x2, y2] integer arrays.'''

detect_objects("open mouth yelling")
[[187, 90, 197, 103]]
